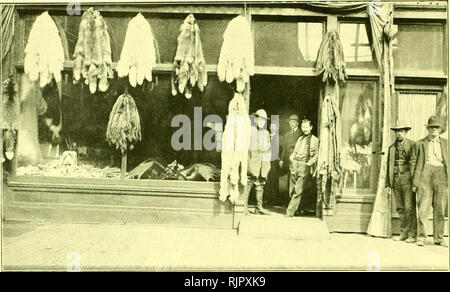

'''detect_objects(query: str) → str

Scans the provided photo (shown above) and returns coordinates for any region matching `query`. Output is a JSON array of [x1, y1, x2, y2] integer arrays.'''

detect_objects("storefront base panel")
[[4, 178, 447, 234], [329, 194, 448, 236], [5, 176, 235, 229]]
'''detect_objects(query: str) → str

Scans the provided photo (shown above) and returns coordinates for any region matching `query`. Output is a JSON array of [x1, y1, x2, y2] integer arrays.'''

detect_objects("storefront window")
[[393, 23, 445, 73], [339, 22, 376, 70], [339, 81, 376, 190], [15, 73, 232, 181], [254, 17, 324, 67]]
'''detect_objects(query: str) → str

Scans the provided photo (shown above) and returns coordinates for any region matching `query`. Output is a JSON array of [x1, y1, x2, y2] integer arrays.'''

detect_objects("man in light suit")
[[385, 121, 417, 243], [413, 115, 448, 247], [243, 109, 272, 215]]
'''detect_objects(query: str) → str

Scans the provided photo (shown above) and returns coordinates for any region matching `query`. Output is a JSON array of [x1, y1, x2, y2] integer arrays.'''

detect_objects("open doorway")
[[250, 75, 321, 216]]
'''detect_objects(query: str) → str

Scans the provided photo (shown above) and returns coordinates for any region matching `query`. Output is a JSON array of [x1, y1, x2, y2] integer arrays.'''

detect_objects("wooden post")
[[121, 152, 127, 180]]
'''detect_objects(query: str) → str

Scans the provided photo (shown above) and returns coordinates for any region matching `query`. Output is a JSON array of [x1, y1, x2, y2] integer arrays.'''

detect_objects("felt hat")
[[425, 115, 442, 127], [390, 120, 411, 131]]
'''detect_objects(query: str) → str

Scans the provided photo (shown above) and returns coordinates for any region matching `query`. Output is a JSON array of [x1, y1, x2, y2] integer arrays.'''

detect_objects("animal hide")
[[117, 13, 159, 88], [24, 11, 64, 89], [171, 13, 207, 99], [314, 30, 347, 84], [217, 15, 254, 93], [219, 92, 251, 203], [106, 92, 142, 154], [73, 7, 113, 94], [316, 92, 342, 209], [17, 74, 44, 165]]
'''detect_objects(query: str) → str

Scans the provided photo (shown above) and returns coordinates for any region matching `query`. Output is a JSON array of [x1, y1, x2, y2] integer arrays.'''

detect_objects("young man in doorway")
[[385, 121, 417, 243], [285, 118, 319, 217], [413, 115, 448, 247], [242, 109, 272, 215]]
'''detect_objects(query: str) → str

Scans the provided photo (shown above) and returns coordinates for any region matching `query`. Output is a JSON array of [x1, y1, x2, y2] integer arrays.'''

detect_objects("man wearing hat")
[[279, 114, 302, 205], [242, 109, 272, 215], [285, 118, 319, 217], [385, 121, 417, 243], [413, 115, 448, 247]]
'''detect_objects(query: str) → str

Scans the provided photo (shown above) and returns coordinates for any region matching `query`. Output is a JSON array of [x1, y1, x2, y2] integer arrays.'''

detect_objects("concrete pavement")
[[2, 221, 448, 271]]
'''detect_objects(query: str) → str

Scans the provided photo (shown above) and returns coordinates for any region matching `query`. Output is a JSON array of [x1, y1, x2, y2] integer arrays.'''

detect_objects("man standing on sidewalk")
[[385, 121, 417, 243], [285, 118, 319, 217], [242, 109, 272, 215], [413, 115, 448, 247]]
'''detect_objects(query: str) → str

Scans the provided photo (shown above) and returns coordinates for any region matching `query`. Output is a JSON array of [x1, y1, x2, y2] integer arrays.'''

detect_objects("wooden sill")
[[8, 175, 220, 198]]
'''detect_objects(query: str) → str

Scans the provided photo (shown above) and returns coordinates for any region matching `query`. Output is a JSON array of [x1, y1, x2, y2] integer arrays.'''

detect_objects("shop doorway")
[[250, 75, 321, 216]]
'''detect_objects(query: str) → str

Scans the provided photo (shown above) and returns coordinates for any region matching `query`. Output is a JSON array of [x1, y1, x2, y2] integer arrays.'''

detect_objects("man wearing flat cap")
[[243, 109, 272, 215], [385, 121, 417, 243], [413, 115, 448, 247]]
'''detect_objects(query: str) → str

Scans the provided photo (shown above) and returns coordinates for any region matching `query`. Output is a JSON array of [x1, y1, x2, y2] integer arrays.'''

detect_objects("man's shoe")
[[394, 235, 408, 241], [256, 208, 271, 215], [434, 240, 448, 247], [417, 240, 425, 247], [406, 238, 416, 243]]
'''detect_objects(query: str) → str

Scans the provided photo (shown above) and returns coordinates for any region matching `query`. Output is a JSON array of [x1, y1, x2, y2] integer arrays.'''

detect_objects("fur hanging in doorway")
[[314, 30, 347, 84], [217, 15, 254, 93]]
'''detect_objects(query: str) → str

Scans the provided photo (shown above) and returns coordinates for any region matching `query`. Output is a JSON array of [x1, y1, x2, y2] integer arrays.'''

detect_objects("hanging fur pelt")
[[24, 11, 64, 89], [171, 13, 207, 99], [73, 7, 113, 94], [217, 15, 254, 93], [314, 29, 347, 84], [117, 13, 159, 88], [106, 92, 142, 154], [219, 92, 251, 203]]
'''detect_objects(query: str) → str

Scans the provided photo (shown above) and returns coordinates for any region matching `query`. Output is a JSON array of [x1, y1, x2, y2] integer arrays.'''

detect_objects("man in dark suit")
[[385, 121, 417, 243], [413, 115, 448, 247], [279, 115, 302, 206]]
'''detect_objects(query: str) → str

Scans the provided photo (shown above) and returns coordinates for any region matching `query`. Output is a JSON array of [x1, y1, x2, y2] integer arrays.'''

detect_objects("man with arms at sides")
[[243, 109, 272, 215], [413, 115, 448, 247], [279, 114, 302, 206], [385, 121, 417, 243], [285, 118, 319, 217]]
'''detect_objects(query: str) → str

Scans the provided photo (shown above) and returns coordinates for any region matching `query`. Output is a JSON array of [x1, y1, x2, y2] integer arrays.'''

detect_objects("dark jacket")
[[385, 138, 417, 188], [413, 136, 448, 187], [280, 128, 302, 164]]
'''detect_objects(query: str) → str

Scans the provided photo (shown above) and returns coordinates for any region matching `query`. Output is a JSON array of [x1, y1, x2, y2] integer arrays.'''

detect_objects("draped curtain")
[[1, 5, 15, 61]]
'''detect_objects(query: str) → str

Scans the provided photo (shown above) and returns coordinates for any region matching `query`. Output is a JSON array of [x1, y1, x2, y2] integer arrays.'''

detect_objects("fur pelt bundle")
[[171, 13, 207, 99], [219, 92, 251, 203], [117, 13, 160, 88], [73, 7, 113, 94], [24, 12, 64, 88], [217, 15, 254, 93], [314, 30, 347, 84], [106, 93, 141, 154]]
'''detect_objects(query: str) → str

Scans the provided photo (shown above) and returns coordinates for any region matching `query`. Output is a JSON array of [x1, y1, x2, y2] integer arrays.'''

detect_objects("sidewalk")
[[2, 221, 448, 271]]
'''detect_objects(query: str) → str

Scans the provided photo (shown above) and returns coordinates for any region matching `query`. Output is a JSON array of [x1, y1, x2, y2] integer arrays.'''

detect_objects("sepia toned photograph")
[[0, 0, 449, 273]]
